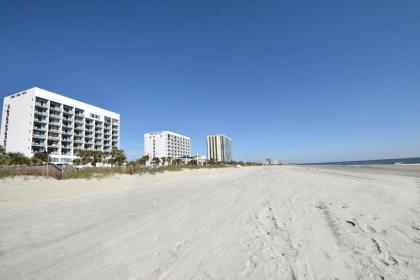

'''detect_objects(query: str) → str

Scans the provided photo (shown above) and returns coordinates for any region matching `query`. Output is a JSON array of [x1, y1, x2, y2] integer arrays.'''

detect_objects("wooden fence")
[[0, 163, 75, 179]]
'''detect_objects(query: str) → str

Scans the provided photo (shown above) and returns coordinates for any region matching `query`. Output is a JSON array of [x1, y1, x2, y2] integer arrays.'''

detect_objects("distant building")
[[263, 158, 282, 165], [0, 87, 120, 163], [206, 134, 232, 162], [179, 155, 207, 165], [144, 131, 191, 159]]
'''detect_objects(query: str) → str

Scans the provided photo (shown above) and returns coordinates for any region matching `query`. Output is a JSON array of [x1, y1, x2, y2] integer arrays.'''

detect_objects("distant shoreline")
[[308, 163, 420, 178], [303, 156, 420, 166]]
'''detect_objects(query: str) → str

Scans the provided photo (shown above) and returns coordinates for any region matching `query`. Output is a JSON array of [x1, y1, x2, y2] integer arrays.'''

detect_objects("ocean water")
[[306, 157, 420, 166]]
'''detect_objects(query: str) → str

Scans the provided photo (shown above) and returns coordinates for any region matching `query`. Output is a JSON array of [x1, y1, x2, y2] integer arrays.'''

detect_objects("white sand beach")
[[0, 166, 419, 279]]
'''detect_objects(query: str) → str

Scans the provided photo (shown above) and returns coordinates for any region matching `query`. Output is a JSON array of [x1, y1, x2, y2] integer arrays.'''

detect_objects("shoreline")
[[307, 163, 420, 178]]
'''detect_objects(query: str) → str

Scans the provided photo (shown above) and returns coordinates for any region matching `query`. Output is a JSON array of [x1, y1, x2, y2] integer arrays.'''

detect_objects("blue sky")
[[1, 0, 419, 163]]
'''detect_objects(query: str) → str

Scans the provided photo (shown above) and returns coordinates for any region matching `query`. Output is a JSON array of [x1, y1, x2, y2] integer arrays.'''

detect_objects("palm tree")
[[172, 158, 182, 166], [92, 151, 105, 166], [161, 157, 167, 166], [32, 152, 49, 164], [110, 147, 127, 166], [0, 145, 8, 165], [76, 149, 90, 165], [7, 152, 31, 165], [137, 155, 150, 166]]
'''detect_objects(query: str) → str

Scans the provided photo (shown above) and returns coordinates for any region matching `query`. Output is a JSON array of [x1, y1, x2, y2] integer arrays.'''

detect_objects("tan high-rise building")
[[206, 134, 232, 162]]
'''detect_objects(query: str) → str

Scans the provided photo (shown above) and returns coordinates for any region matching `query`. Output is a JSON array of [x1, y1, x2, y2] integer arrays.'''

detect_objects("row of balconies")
[[33, 136, 118, 148], [35, 100, 117, 121], [35, 117, 113, 128], [34, 132, 109, 140]]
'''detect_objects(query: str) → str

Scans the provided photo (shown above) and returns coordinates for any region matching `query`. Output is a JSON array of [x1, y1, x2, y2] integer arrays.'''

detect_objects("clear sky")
[[1, 0, 419, 163]]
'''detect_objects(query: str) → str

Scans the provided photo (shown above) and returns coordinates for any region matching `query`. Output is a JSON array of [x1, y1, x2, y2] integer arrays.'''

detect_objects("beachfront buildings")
[[144, 131, 191, 159], [0, 87, 120, 163], [206, 134, 232, 162]]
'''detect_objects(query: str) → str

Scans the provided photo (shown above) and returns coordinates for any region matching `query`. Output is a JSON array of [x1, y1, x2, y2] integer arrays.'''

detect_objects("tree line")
[[0, 145, 261, 167], [0, 146, 49, 165], [74, 148, 126, 166], [0, 146, 126, 166]]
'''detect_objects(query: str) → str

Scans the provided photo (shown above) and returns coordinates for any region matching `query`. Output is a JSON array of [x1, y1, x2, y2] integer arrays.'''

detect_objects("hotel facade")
[[0, 87, 120, 163], [144, 131, 191, 159], [206, 134, 232, 162]]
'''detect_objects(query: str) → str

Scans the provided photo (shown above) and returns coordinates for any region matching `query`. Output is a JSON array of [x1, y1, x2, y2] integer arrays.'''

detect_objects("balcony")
[[33, 126, 46, 131], [49, 119, 61, 126], [48, 151, 60, 156], [50, 106, 61, 112], [32, 134, 46, 140], [48, 142, 60, 147], [63, 110, 73, 116], [48, 127, 60, 133], [62, 138, 72, 142], [35, 102, 48, 108], [49, 111, 61, 117], [34, 110, 47, 116], [62, 123, 73, 129], [34, 118, 47, 124], [32, 147, 46, 153], [32, 142, 45, 147], [62, 130, 72, 136], [74, 138, 83, 143], [48, 134, 60, 140]]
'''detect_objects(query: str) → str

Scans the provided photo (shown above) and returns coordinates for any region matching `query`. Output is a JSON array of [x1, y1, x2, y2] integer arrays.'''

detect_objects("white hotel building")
[[144, 131, 191, 159], [0, 87, 120, 163]]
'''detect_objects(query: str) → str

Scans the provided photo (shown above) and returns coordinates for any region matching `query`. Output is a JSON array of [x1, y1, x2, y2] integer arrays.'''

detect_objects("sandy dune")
[[0, 166, 419, 279]]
